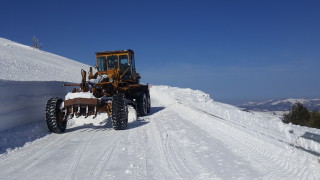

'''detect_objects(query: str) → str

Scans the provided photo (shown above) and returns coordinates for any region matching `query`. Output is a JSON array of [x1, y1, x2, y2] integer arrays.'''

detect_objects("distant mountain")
[[239, 98, 320, 112]]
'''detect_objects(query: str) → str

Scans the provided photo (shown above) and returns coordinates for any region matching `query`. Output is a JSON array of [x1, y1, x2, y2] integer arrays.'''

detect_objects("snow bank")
[[0, 80, 73, 132], [0, 38, 90, 132], [151, 85, 320, 156]]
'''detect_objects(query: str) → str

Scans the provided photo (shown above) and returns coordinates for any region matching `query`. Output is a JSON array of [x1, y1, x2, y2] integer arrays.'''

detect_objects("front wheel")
[[45, 97, 67, 133], [112, 93, 128, 130]]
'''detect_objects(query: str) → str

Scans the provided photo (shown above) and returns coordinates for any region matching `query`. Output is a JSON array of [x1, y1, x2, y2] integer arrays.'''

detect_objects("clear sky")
[[1, 0, 319, 104]]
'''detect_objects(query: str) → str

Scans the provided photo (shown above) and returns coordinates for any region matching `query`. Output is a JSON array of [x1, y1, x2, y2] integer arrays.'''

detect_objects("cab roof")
[[95, 49, 134, 56]]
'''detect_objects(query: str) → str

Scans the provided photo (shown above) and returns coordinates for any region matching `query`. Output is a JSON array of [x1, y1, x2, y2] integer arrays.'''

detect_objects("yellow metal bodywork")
[[63, 49, 148, 117], [93, 50, 140, 86], [96, 52, 129, 73]]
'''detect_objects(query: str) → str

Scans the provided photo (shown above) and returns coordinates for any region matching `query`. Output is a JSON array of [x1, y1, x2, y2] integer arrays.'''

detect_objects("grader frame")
[[45, 49, 151, 133]]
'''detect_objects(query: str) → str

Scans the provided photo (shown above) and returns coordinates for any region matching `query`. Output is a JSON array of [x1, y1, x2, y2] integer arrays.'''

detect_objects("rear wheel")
[[45, 97, 67, 133], [112, 93, 128, 130], [147, 94, 151, 113], [137, 93, 148, 116]]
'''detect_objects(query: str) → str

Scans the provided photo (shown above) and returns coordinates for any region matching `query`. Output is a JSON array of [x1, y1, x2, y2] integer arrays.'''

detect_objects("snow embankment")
[[0, 80, 73, 132], [151, 86, 320, 156], [0, 38, 90, 132]]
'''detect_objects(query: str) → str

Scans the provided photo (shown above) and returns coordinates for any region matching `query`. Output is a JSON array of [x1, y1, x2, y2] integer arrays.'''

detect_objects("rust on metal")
[[64, 98, 99, 107]]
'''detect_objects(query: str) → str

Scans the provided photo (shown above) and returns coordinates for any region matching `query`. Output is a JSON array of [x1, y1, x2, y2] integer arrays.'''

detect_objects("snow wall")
[[0, 80, 73, 132]]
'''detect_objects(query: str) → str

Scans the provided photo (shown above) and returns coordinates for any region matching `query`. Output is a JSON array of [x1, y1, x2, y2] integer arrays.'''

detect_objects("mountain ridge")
[[239, 98, 320, 112]]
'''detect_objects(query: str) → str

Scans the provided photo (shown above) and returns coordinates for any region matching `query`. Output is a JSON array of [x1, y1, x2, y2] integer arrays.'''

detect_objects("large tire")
[[147, 94, 151, 113], [137, 93, 148, 117], [45, 97, 67, 133], [112, 93, 128, 130]]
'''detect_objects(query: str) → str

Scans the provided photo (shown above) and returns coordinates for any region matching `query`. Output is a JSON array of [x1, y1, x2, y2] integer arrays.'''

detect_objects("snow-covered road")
[[0, 87, 319, 180]]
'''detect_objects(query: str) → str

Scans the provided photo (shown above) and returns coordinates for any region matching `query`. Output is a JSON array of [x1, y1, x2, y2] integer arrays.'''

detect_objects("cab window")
[[120, 55, 131, 79], [119, 55, 129, 72], [97, 56, 106, 71], [107, 56, 118, 70]]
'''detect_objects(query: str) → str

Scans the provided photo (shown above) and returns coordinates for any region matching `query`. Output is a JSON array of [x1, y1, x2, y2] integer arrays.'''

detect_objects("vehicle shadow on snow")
[[0, 121, 50, 154], [148, 106, 165, 116], [127, 106, 165, 129], [127, 119, 149, 129]]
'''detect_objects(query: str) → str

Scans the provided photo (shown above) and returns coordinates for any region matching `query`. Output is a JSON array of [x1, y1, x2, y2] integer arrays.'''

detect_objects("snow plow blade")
[[64, 98, 99, 118]]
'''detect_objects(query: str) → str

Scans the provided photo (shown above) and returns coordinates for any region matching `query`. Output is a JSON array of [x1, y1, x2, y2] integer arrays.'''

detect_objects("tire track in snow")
[[152, 107, 216, 179], [91, 132, 122, 177], [146, 109, 202, 179], [0, 133, 62, 164], [120, 118, 148, 179], [144, 99, 205, 179], [65, 131, 97, 180], [173, 103, 320, 179], [145, 116, 179, 179], [164, 132, 191, 179], [10, 131, 96, 180]]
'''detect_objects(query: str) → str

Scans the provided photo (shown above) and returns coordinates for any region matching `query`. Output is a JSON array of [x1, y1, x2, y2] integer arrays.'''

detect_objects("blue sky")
[[1, 0, 319, 104]]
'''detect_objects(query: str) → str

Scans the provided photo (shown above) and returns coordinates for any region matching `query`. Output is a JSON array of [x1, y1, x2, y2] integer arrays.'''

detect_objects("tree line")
[[283, 103, 320, 129]]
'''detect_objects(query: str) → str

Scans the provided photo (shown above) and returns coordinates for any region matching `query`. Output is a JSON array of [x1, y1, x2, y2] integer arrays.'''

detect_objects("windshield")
[[119, 55, 129, 73], [107, 56, 118, 70], [97, 56, 106, 71]]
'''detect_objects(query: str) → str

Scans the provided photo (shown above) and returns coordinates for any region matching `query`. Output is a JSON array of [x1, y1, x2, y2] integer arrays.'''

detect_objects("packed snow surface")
[[1, 38, 320, 179], [1, 86, 320, 179]]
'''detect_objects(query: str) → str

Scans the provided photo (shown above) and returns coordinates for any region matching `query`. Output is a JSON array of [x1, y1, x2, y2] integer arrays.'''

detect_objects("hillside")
[[0, 38, 320, 179], [0, 38, 90, 82]]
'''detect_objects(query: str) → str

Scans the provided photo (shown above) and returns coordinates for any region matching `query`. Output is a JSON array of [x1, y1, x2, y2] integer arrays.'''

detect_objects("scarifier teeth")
[[77, 105, 80, 114]]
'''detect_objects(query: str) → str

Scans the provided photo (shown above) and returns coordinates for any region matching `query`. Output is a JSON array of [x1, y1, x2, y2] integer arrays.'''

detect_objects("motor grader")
[[45, 49, 151, 133]]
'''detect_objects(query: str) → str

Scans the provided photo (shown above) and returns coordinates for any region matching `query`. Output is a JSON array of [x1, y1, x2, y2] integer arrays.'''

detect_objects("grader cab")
[[45, 49, 151, 133]]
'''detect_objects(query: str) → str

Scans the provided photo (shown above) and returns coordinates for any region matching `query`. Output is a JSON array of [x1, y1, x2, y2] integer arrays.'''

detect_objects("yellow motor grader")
[[45, 49, 151, 133]]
